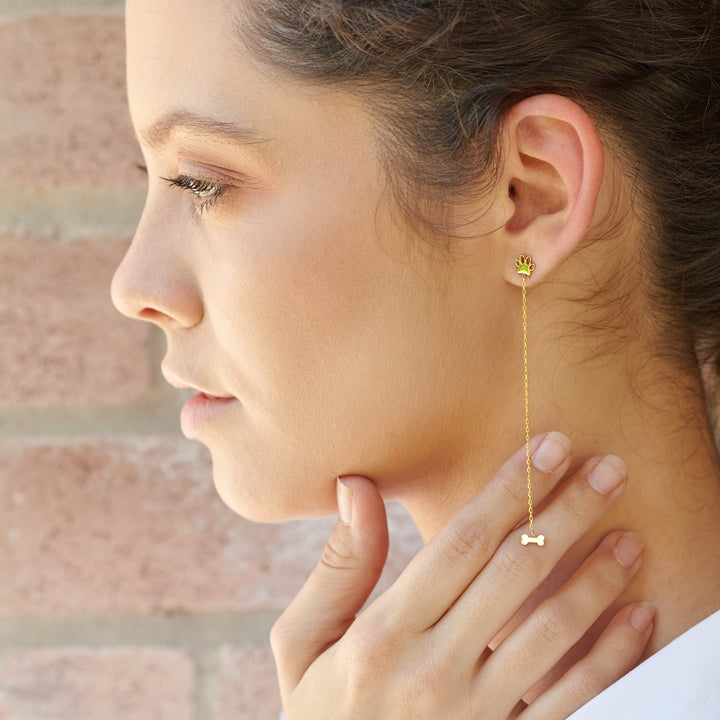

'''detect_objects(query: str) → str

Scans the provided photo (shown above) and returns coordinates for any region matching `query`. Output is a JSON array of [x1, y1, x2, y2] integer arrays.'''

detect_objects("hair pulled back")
[[240, 1, 719, 367]]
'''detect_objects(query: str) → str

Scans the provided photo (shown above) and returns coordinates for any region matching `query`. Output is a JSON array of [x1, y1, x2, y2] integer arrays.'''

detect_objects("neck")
[[399, 322, 720, 657]]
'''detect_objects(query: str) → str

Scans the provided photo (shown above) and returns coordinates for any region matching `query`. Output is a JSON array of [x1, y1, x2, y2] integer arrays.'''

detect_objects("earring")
[[515, 255, 545, 547]]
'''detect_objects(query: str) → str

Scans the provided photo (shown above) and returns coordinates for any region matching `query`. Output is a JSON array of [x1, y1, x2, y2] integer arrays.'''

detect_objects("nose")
[[111, 203, 203, 330]]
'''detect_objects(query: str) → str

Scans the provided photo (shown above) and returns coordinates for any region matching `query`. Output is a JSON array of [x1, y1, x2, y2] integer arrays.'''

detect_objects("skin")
[[117, 0, 531, 527], [115, 0, 720, 714]]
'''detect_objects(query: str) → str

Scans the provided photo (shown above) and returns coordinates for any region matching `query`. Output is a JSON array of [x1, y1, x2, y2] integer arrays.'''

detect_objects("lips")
[[180, 392, 237, 438], [162, 367, 237, 438]]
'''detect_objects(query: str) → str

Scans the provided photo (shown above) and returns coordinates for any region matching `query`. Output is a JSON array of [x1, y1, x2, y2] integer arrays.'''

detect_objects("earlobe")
[[501, 94, 605, 285]]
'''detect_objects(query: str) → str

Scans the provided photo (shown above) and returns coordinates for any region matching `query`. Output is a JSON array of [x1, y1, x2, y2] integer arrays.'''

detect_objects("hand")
[[271, 433, 653, 719]]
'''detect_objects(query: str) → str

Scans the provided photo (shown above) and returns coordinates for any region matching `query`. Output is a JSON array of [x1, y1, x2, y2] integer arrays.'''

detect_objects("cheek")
[[206, 418, 340, 522], [196, 205, 377, 522], [193, 166, 473, 517], [204, 183, 398, 415]]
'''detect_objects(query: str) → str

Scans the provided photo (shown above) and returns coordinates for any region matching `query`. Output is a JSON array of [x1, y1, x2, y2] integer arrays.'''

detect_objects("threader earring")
[[515, 255, 545, 547]]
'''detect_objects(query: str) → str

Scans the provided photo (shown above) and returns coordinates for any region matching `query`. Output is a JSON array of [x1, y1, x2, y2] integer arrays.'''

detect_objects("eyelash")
[[161, 174, 228, 215]]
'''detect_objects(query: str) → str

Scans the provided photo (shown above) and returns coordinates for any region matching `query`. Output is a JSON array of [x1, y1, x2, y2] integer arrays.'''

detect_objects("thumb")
[[271, 476, 389, 692]]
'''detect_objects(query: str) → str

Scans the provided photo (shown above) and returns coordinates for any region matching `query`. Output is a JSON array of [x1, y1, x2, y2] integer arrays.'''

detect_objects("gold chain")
[[521, 274, 536, 538], [516, 255, 543, 546]]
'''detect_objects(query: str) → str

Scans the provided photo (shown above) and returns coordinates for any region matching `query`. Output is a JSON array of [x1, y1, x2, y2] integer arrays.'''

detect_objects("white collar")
[[569, 608, 720, 719]]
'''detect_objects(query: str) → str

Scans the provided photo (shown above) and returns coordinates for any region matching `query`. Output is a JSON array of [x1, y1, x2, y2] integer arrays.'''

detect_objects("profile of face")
[[113, 0, 515, 522]]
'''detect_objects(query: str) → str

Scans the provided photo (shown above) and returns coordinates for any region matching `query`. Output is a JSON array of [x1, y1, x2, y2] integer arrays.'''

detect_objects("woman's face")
[[114, 0, 510, 521]]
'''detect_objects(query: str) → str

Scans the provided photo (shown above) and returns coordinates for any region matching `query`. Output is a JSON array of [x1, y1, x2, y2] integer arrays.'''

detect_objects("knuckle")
[[595, 613, 645, 664], [396, 646, 457, 716], [602, 630, 635, 663], [560, 487, 587, 525], [443, 521, 493, 564], [320, 535, 358, 572], [569, 663, 609, 703], [496, 544, 544, 585], [588, 558, 626, 598], [496, 468, 528, 506], [408, 643, 444, 689], [533, 597, 577, 646], [351, 607, 389, 644], [342, 625, 392, 691]]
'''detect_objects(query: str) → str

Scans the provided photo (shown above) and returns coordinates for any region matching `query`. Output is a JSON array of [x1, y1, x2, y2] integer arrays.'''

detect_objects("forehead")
[[125, 0, 255, 132], [125, 0, 377, 169]]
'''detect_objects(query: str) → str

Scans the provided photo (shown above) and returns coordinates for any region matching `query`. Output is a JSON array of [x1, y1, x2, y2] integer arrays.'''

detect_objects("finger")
[[508, 700, 528, 720], [270, 476, 389, 693], [519, 602, 655, 720], [438, 454, 627, 662], [476, 530, 644, 714], [378, 432, 573, 631]]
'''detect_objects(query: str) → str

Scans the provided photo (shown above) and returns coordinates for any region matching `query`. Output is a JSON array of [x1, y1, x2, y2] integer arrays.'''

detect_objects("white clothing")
[[568, 609, 720, 719]]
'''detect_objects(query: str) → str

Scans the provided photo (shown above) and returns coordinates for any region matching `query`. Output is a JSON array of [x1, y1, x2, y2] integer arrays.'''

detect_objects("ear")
[[499, 94, 604, 286]]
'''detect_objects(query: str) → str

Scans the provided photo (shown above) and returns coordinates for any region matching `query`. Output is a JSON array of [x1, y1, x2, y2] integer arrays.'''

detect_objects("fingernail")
[[337, 478, 353, 526], [532, 432, 572, 473], [630, 603, 655, 633], [614, 532, 644, 567], [588, 455, 627, 494]]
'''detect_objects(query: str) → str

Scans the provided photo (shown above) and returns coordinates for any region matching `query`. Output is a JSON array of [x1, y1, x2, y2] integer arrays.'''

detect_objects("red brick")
[[217, 644, 282, 720], [0, 233, 151, 404], [0, 648, 193, 720], [0, 438, 422, 613], [0, 14, 143, 189]]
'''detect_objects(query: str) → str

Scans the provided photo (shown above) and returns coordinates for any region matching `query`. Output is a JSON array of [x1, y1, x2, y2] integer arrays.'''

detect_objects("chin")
[[208, 447, 339, 523]]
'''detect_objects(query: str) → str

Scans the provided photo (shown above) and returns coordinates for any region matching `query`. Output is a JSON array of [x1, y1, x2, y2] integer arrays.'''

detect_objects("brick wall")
[[0, 4, 423, 718]]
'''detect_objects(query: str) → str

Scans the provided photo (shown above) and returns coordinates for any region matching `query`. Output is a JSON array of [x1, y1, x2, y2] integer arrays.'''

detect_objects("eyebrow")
[[140, 109, 270, 149]]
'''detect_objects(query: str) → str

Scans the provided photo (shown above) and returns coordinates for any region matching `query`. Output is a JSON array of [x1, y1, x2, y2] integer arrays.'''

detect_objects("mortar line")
[[0, 188, 146, 241], [0, 327, 189, 437], [0, 611, 281, 651], [0, 2, 124, 22], [194, 647, 221, 720]]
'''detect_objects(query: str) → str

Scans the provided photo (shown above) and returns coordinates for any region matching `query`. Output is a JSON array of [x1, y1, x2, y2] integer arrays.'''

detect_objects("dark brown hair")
[[239, 1, 719, 368]]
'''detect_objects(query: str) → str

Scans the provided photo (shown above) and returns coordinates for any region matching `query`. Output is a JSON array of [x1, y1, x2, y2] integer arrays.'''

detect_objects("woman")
[[112, 0, 720, 717]]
